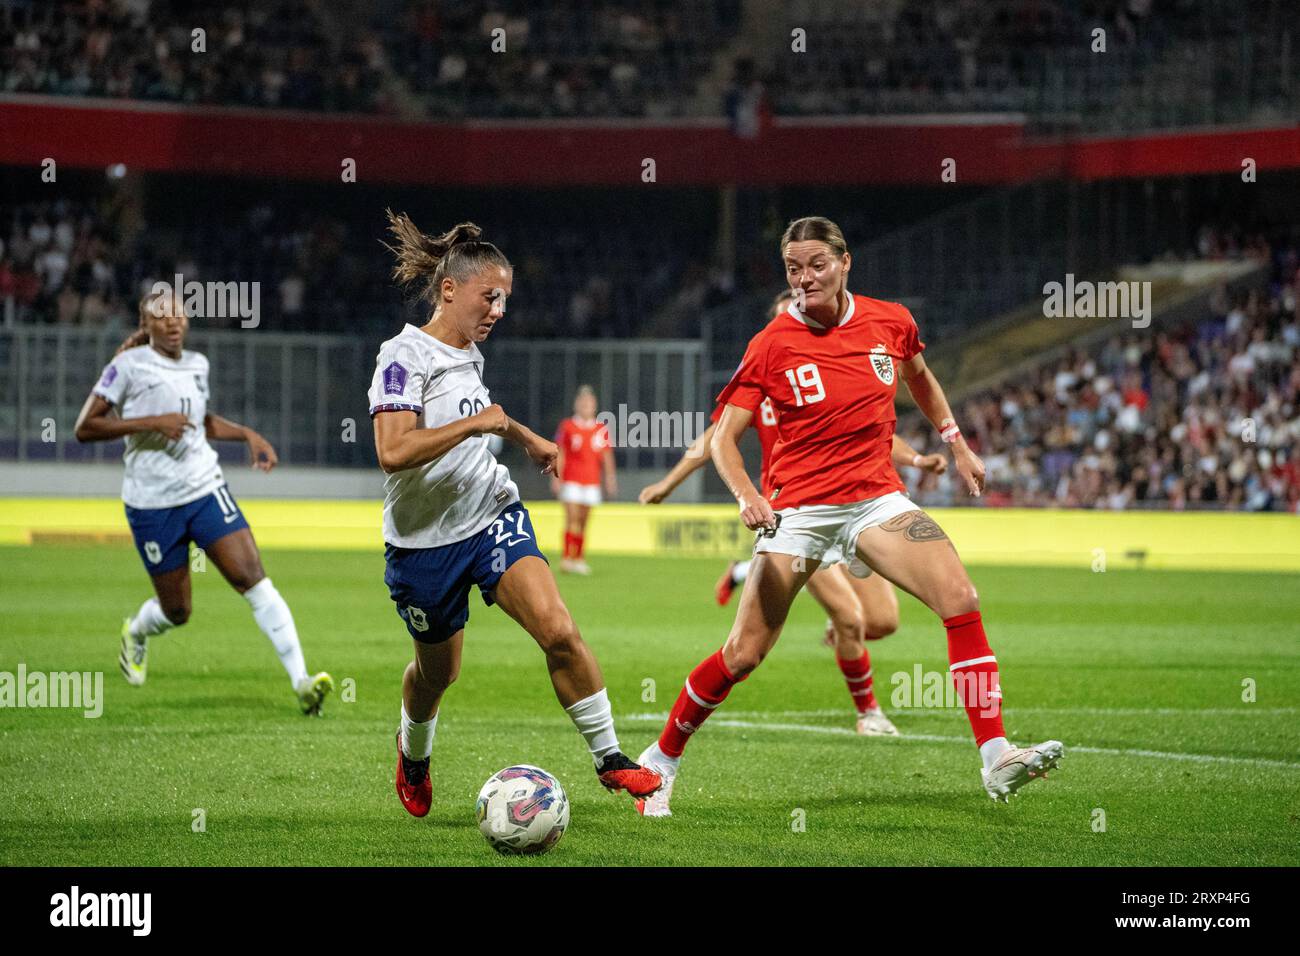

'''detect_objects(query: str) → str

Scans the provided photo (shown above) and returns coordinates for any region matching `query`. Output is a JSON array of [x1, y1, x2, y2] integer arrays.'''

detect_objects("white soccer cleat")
[[119, 618, 147, 686], [634, 742, 678, 818], [295, 672, 334, 716], [571, 559, 592, 575], [981, 740, 1064, 802], [856, 706, 899, 736]]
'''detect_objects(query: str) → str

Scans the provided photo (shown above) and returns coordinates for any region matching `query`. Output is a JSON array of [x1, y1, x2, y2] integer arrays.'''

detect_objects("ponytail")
[[114, 328, 150, 355], [382, 209, 511, 306]]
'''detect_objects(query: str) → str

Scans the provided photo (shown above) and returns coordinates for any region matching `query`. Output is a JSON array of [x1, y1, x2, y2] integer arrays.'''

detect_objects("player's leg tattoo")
[[879, 510, 949, 543]]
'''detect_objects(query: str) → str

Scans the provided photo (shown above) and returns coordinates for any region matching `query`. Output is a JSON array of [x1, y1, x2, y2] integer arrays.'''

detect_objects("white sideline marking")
[[622, 713, 1300, 770]]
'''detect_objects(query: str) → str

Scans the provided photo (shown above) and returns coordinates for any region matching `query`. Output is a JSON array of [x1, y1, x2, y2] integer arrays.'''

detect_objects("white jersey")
[[367, 324, 519, 548], [93, 345, 224, 509]]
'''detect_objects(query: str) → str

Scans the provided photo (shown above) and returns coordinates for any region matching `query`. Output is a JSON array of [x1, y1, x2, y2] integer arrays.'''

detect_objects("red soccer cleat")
[[395, 730, 432, 818], [714, 562, 738, 606], [596, 751, 663, 799]]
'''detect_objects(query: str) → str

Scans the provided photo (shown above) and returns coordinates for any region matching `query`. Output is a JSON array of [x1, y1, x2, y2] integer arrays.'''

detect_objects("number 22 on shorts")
[[491, 510, 531, 546]]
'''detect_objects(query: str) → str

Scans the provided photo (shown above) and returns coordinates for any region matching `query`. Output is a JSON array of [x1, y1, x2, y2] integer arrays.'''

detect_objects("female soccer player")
[[73, 290, 333, 714], [371, 211, 660, 817], [636, 217, 1063, 815], [553, 385, 616, 575], [638, 290, 949, 736]]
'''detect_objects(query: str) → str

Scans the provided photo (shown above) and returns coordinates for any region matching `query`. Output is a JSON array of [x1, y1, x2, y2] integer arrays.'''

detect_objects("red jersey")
[[710, 396, 779, 497], [715, 293, 924, 509], [555, 417, 611, 485]]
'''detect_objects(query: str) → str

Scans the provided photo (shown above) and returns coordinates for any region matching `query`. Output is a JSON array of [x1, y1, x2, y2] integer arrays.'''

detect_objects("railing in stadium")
[[0, 326, 706, 472]]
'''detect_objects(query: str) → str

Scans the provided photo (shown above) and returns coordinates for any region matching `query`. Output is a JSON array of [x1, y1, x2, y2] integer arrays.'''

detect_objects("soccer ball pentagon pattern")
[[476, 765, 570, 855]]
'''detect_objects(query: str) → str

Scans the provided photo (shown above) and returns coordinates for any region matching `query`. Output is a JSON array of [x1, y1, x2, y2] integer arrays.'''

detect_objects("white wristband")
[[940, 422, 961, 443], [911, 454, 924, 467]]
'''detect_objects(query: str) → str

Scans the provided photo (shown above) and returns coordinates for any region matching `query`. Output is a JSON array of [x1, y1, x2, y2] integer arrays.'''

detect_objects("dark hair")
[[780, 216, 848, 257], [767, 288, 794, 319], [115, 289, 169, 355], [382, 209, 512, 306]]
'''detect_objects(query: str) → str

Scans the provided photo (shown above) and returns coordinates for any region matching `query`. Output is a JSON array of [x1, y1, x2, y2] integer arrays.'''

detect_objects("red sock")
[[658, 649, 742, 758], [836, 650, 876, 714], [573, 533, 585, 559], [944, 611, 1005, 746], [563, 532, 575, 558]]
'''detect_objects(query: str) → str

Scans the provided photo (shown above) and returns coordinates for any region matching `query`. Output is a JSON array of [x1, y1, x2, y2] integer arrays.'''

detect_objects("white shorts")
[[753, 492, 921, 575], [559, 482, 602, 506]]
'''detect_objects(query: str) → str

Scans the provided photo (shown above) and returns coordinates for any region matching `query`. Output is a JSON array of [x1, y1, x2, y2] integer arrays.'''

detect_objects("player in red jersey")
[[635, 217, 1063, 814], [639, 290, 948, 736], [553, 386, 616, 575]]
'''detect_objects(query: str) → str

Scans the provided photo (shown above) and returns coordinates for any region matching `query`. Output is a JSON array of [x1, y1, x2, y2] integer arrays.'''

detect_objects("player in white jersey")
[[74, 290, 333, 714], [372, 212, 661, 817]]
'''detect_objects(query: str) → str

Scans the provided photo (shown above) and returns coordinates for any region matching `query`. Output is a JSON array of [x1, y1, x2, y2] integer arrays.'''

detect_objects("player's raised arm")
[[899, 352, 982, 496], [639, 422, 716, 504], [711, 403, 773, 531], [373, 404, 504, 475]]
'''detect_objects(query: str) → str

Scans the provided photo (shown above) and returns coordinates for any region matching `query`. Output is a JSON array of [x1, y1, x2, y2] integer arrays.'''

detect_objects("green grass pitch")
[[1, 543, 1297, 866]]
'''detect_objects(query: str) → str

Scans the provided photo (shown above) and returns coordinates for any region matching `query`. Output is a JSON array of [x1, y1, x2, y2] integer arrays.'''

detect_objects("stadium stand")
[[898, 228, 1300, 511], [1, 185, 718, 336], [1, 0, 392, 113], [372, 0, 744, 119], [7, 1, 1292, 127]]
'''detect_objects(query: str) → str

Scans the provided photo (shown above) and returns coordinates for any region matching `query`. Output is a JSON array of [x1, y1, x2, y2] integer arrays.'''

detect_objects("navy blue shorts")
[[124, 484, 249, 576], [384, 502, 547, 643]]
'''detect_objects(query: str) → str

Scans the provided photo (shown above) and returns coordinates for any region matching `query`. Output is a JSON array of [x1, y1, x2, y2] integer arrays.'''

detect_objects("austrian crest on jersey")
[[869, 344, 895, 385]]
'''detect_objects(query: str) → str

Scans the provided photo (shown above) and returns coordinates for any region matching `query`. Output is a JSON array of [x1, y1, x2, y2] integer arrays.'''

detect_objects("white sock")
[[400, 704, 437, 760], [243, 578, 309, 687], [645, 739, 679, 768], [732, 559, 751, 584], [980, 736, 1012, 770], [564, 688, 620, 767], [128, 597, 174, 642]]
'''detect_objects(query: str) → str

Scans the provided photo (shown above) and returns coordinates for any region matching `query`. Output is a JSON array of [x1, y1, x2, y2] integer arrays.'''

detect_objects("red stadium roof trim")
[[2, 96, 1296, 186]]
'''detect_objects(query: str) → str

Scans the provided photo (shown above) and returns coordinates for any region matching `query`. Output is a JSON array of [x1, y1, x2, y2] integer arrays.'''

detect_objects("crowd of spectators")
[[0, 198, 126, 325], [6, 179, 1297, 511], [1, 188, 703, 337], [2, 0, 393, 113], [376, 0, 741, 119], [900, 229, 1300, 512], [4, 0, 1290, 126], [767, 0, 1289, 125]]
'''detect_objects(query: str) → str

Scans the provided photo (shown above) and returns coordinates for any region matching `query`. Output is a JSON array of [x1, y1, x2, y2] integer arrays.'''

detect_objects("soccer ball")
[[476, 765, 570, 855]]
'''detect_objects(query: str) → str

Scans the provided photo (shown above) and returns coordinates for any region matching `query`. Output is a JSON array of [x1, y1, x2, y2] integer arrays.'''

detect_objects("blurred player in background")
[[640, 289, 948, 736], [553, 385, 616, 574], [73, 290, 333, 714], [636, 217, 1063, 816], [371, 211, 660, 817]]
